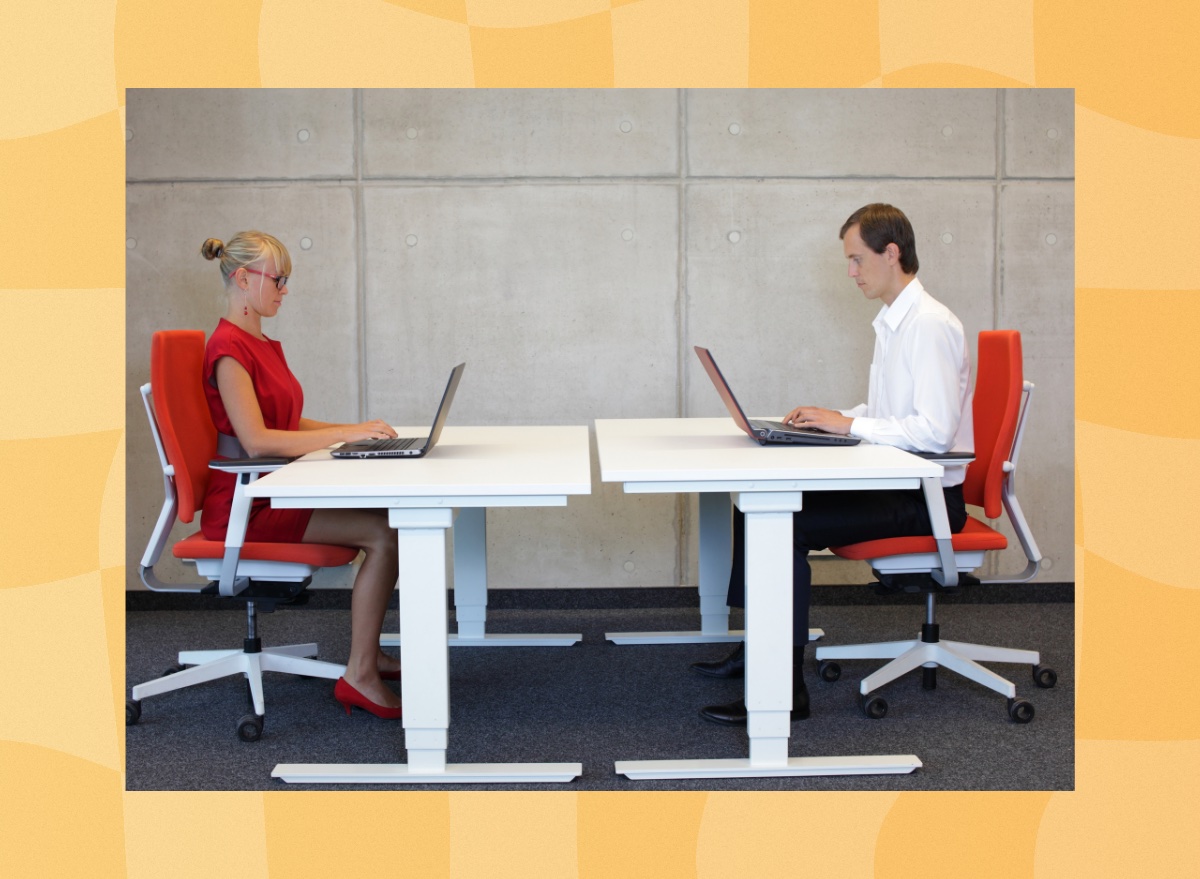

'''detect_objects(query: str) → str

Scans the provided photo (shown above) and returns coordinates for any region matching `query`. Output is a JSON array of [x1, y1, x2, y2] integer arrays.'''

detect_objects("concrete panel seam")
[[355, 88, 368, 422], [125, 175, 1074, 187], [675, 88, 687, 587]]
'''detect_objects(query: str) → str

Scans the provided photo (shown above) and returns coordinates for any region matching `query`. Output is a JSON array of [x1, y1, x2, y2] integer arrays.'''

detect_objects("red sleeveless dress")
[[200, 319, 315, 542]]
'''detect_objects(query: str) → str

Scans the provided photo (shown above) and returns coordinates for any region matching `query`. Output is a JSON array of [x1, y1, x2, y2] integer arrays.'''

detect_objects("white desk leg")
[[273, 508, 581, 785], [615, 491, 920, 781], [742, 494, 797, 767], [380, 507, 580, 649], [606, 491, 823, 645], [698, 491, 735, 636], [451, 506, 488, 641], [395, 508, 453, 774]]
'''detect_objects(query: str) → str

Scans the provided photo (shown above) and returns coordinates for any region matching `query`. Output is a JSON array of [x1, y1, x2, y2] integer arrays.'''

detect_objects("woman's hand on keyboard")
[[342, 420, 398, 443]]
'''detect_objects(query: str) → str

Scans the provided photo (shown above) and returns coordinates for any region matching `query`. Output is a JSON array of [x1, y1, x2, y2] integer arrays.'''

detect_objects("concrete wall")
[[125, 88, 1074, 591]]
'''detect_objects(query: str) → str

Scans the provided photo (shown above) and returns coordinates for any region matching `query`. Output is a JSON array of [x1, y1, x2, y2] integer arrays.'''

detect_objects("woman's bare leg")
[[303, 509, 400, 708]]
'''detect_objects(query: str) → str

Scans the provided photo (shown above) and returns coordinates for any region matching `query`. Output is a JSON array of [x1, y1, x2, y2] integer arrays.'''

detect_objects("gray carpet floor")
[[126, 598, 1074, 791]]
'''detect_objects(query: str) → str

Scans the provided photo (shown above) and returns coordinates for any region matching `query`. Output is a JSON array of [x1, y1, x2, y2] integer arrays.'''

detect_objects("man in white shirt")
[[693, 203, 973, 726]]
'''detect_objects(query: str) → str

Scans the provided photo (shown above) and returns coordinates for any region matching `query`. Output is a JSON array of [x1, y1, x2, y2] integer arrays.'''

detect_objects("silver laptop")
[[331, 363, 465, 458], [694, 347, 859, 446]]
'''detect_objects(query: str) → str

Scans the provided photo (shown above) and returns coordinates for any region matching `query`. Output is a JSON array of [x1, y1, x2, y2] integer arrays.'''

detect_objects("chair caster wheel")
[[818, 660, 841, 682], [1033, 665, 1057, 688], [126, 699, 142, 725], [861, 693, 888, 719], [1007, 698, 1034, 723], [162, 663, 185, 677], [237, 713, 264, 742]]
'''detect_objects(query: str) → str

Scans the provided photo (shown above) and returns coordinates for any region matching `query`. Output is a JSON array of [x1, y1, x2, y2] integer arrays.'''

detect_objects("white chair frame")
[[128, 382, 348, 741], [814, 381, 1054, 722]]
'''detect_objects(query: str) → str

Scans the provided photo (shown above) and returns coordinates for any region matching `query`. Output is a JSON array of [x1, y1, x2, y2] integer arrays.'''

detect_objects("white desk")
[[595, 417, 942, 780], [247, 425, 591, 785]]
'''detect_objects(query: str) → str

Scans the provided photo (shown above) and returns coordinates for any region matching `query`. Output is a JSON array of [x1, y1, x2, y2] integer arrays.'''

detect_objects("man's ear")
[[885, 242, 901, 264]]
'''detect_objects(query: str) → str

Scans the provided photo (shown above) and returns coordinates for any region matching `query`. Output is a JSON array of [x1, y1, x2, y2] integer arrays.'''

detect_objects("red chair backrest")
[[963, 331, 1023, 519], [150, 330, 217, 524]]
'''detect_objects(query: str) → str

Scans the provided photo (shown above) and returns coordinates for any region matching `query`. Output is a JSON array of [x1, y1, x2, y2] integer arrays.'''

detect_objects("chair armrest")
[[209, 457, 293, 473], [210, 457, 292, 596]]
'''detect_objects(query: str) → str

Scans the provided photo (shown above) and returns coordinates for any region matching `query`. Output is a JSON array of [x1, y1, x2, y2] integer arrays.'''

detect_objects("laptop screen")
[[693, 346, 759, 439]]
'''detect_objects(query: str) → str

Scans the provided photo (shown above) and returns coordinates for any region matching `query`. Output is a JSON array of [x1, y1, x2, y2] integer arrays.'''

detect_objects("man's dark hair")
[[839, 203, 919, 275]]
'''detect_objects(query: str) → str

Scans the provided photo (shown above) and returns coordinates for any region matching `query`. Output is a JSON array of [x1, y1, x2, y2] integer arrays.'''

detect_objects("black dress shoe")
[[699, 676, 810, 725], [689, 642, 745, 679]]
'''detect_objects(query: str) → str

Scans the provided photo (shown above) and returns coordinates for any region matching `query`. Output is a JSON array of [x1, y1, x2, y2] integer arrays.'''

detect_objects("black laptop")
[[331, 363, 465, 459], [694, 347, 859, 446]]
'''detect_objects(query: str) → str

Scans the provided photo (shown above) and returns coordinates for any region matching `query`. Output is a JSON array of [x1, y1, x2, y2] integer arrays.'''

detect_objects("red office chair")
[[814, 331, 1055, 723], [126, 330, 357, 741]]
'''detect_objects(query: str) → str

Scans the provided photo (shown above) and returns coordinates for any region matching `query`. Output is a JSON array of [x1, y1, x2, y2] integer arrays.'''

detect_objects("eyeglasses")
[[242, 267, 289, 288]]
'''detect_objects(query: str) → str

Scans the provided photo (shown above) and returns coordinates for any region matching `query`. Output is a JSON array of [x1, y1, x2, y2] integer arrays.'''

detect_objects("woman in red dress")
[[200, 231, 403, 719]]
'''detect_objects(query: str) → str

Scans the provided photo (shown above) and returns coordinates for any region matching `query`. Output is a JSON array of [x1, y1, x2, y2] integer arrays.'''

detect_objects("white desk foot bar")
[[381, 632, 582, 648], [615, 754, 921, 780], [272, 762, 582, 784], [606, 492, 824, 645], [606, 628, 824, 645], [380, 507, 581, 649]]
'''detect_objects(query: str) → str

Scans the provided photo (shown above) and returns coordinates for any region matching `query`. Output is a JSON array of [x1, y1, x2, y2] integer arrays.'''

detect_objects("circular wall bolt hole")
[[619, 120, 633, 133], [406, 127, 418, 139], [1045, 233, 1058, 246], [728, 230, 742, 244], [300, 237, 313, 250], [941, 232, 954, 245], [728, 122, 741, 135], [941, 124, 954, 138], [297, 129, 310, 143], [126, 237, 137, 250]]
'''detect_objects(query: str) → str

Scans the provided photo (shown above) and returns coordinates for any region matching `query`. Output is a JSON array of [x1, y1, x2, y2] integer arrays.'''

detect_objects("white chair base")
[[816, 637, 1040, 699], [131, 644, 346, 715]]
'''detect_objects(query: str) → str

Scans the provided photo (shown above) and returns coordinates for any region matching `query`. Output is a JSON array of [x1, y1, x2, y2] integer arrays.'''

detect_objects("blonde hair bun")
[[203, 231, 290, 285]]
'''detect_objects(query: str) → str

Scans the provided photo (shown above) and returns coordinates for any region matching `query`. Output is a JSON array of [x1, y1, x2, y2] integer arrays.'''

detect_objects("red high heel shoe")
[[334, 677, 403, 719]]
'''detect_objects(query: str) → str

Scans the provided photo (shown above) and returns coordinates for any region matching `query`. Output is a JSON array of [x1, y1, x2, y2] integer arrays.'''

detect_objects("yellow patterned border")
[[3, 1, 1196, 876]]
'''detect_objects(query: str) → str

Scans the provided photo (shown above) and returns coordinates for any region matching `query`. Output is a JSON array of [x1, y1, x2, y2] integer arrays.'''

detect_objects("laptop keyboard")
[[754, 419, 829, 436], [367, 436, 419, 451]]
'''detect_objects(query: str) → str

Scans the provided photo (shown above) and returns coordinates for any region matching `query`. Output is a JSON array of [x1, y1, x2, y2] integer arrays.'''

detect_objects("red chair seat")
[[173, 532, 359, 567], [830, 516, 1007, 561]]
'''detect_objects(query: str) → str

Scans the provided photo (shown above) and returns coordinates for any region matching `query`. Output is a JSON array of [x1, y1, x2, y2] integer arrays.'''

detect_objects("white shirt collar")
[[874, 277, 924, 333]]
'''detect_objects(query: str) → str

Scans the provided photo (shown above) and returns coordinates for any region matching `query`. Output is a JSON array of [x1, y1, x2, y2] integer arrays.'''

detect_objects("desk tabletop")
[[247, 424, 592, 501], [594, 417, 942, 485]]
